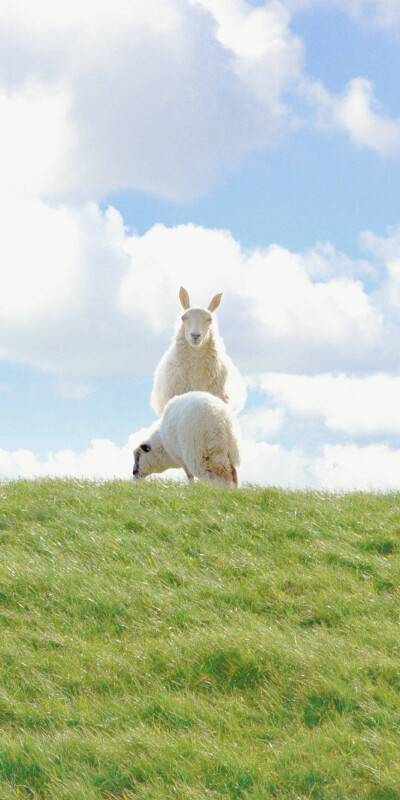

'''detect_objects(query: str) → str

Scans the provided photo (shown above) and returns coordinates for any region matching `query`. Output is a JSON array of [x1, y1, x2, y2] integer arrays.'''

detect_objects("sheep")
[[150, 286, 247, 416], [133, 391, 241, 487]]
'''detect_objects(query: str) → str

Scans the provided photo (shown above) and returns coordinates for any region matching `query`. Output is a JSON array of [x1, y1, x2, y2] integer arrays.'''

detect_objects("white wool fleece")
[[134, 391, 241, 486], [159, 391, 241, 479], [151, 319, 247, 416]]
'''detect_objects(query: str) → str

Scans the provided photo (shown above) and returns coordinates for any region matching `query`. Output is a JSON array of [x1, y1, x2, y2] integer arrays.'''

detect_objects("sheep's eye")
[[181, 314, 187, 322], [141, 443, 151, 453]]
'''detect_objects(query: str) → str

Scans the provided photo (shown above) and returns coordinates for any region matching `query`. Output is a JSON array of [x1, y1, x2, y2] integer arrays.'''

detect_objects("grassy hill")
[[0, 479, 399, 800]]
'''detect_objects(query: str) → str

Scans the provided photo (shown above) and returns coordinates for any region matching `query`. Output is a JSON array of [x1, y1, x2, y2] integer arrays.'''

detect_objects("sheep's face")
[[181, 308, 213, 348], [133, 435, 167, 480], [132, 442, 154, 481]]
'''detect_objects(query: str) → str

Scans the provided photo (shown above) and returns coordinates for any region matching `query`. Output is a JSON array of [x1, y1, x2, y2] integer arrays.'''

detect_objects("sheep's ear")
[[208, 292, 222, 312], [179, 286, 190, 310]]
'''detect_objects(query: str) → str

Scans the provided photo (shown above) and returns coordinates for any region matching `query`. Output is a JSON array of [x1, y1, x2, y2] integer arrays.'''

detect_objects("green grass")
[[0, 479, 400, 799]]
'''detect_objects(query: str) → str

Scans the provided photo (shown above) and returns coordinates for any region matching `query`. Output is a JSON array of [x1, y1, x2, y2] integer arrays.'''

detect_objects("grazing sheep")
[[150, 286, 247, 416], [133, 391, 241, 487]]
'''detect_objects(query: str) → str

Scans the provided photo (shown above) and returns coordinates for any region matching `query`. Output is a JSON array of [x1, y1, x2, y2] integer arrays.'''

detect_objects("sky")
[[1, 0, 400, 490]]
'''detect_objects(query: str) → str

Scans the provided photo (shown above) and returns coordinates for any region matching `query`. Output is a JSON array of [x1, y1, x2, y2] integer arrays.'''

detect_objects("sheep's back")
[[160, 392, 240, 475]]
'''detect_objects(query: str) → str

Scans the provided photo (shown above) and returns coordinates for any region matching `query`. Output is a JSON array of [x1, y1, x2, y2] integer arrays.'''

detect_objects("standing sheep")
[[150, 286, 247, 416], [133, 391, 241, 487]]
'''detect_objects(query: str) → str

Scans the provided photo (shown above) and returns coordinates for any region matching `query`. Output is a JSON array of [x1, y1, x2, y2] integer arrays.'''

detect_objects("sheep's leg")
[[231, 464, 239, 487], [183, 466, 194, 482]]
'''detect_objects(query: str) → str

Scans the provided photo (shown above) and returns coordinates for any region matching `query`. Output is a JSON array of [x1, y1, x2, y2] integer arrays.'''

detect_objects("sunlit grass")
[[0, 479, 399, 799]]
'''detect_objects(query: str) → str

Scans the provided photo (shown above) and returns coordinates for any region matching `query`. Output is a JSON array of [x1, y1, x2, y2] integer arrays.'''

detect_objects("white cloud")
[[0, 82, 72, 197], [5, 205, 400, 378], [362, 223, 400, 263], [122, 229, 384, 373], [3, 431, 400, 491], [361, 224, 400, 311], [0, 0, 397, 207], [0, 439, 134, 482], [344, 0, 400, 33], [2, 0, 400, 495], [191, 0, 304, 104], [0, 205, 391, 377], [2, 369, 400, 490], [300, 240, 373, 282], [118, 222, 243, 333], [246, 244, 380, 340], [314, 443, 400, 492], [0, 195, 83, 323], [239, 406, 284, 439], [0, 0, 304, 202], [302, 77, 400, 156], [0, 427, 309, 488], [0, 424, 156, 482], [251, 372, 400, 436], [0, 200, 137, 375], [336, 79, 400, 155], [240, 437, 309, 487]]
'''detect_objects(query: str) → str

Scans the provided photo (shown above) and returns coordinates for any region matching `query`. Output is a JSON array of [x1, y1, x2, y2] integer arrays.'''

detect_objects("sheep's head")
[[132, 432, 167, 480], [132, 442, 153, 481], [179, 286, 222, 348]]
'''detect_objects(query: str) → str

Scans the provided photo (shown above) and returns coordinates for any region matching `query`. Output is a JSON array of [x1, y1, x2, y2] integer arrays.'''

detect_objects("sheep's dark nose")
[[191, 333, 201, 342]]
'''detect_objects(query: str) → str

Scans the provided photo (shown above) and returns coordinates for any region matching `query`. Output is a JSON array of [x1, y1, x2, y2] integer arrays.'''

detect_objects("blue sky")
[[1, 0, 400, 489]]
